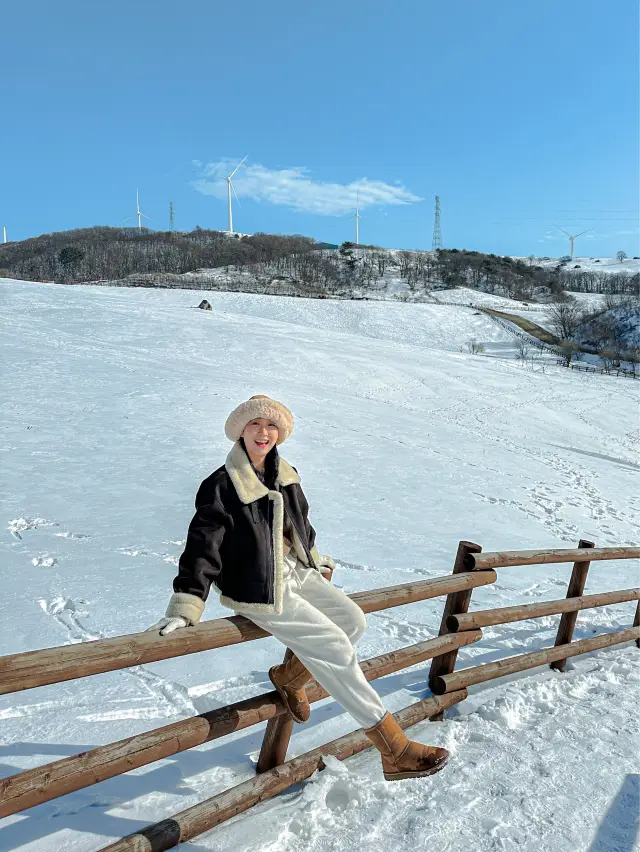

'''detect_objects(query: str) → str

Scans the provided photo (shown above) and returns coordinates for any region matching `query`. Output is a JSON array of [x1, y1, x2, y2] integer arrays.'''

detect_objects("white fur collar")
[[225, 440, 300, 504]]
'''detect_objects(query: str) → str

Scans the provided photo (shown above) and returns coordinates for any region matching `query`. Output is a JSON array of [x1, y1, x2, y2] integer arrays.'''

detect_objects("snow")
[[577, 304, 640, 350], [428, 286, 540, 310], [512, 256, 640, 276], [1, 278, 639, 852]]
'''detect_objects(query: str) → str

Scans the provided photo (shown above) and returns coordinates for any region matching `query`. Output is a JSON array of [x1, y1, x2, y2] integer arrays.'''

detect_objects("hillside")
[[576, 302, 640, 350], [512, 255, 640, 276], [1, 229, 637, 304], [0, 226, 318, 285], [1, 277, 638, 852]]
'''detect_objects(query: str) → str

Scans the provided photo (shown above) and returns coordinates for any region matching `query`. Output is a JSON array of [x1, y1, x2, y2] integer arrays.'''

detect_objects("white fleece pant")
[[232, 554, 387, 729]]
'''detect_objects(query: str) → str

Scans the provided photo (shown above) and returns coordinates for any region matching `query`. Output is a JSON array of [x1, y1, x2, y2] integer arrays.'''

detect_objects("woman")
[[149, 394, 449, 781]]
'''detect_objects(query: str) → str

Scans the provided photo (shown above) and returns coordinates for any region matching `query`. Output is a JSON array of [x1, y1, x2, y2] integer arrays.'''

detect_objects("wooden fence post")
[[428, 540, 483, 720], [256, 647, 295, 773], [550, 539, 595, 673]]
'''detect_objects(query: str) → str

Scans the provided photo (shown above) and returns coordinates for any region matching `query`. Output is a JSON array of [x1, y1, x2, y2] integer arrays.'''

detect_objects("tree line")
[[0, 229, 636, 304], [0, 227, 318, 284]]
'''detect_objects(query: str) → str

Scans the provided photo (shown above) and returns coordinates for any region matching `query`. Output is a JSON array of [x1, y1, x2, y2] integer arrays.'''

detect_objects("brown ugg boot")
[[363, 711, 450, 781], [269, 655, 314, 723]]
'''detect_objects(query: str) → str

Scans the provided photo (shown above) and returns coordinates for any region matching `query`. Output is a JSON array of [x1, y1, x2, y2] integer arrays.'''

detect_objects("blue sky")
[[2, 0, 638, 256]]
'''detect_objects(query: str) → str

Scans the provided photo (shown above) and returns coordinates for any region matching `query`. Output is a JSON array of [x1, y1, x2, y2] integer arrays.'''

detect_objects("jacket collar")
[[225, 440, 300, 505]]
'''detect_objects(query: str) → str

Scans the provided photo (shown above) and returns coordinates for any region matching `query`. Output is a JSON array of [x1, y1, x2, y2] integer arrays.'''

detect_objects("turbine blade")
[[228, 154, 248, 179], [574, 229, 592, 238], [118, 216, 134, 224], [231, 180, 242, 207]]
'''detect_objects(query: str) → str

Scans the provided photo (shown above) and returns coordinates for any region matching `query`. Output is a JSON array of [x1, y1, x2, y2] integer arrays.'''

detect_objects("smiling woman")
[[242, 418, 280, 472], [146, 392, 449, 781]]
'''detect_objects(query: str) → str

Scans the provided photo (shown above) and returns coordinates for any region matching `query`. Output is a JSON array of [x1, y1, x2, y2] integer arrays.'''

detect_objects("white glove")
[[146, 616, 188, 636]]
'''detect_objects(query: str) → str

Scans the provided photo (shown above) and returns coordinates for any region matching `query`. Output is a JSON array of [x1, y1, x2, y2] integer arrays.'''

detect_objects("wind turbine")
[[351, 189, 363, 246], [120, 190, 153, 231], [553, 225, 592, 259], [2, 226, 6, 244], [226, 156, 247, 234]]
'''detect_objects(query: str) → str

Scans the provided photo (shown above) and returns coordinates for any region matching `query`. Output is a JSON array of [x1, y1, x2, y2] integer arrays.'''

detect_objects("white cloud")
[[191, 159, 422, 216]]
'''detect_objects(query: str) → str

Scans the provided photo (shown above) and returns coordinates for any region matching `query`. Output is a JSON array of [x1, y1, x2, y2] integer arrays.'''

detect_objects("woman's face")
[[242, 418, 279, 461]]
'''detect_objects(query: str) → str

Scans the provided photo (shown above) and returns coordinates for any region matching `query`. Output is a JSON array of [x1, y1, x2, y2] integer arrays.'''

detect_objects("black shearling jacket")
[[172, 440, 334, 617]]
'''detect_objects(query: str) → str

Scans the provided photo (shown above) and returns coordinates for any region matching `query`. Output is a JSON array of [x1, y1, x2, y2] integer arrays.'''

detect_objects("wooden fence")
[[484, 313, 639, 378], [554, 359, 638, 379], [0, 542, 638, 852]]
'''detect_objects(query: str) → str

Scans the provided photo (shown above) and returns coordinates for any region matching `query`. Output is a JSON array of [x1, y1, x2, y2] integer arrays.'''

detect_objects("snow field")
[[0, 279, 638, 852]]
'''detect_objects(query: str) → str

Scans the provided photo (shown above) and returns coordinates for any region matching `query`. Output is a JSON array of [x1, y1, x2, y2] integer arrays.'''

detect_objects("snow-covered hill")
[[577, 303, 640, 350], [1, 278, 638, 852], [511, 255, 640, 276]]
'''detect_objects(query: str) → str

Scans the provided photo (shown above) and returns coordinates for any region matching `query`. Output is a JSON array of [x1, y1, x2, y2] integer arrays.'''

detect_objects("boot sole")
[[268, 667, 310, 724], [383, 755, 450, 781]]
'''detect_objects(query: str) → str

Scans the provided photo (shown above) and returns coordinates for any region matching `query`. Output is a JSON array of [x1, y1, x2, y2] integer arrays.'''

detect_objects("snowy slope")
[[428, 286, 543, 310], [1, 278, 639, 852], [512, 256, 640, 276]]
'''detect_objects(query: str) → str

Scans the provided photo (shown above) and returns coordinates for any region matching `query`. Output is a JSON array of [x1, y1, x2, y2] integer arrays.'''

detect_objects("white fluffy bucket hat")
[[224, 394, 294, 445]]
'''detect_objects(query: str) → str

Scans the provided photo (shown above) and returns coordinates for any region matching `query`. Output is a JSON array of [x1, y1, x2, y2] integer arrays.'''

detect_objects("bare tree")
[[548, 299, 584, 340], [466, 338, 485, 355], [559, 339, 579, 366], [398, 251, 413, 279], [616, 250, 627, 263], [603, 291, 624, 310], [515, 338, 531, 364], [599, 348, 619, 372]]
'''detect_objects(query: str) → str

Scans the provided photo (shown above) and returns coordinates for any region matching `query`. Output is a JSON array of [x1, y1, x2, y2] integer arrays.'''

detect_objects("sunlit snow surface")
[[1, 279, 638, 852]]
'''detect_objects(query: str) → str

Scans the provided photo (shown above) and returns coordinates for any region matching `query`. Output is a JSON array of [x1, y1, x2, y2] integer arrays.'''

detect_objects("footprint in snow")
[[521, 584, 543, 597], [54, 530, 91, 540], [118, 547, 154, 557], [31, 554, 58, 568], [334, 559, 373, 572], [8, 517, 59, 539]]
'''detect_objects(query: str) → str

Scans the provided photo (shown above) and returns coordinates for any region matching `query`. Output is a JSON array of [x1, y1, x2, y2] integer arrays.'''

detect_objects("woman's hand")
[[320, 568, 334, 582], [146, 616, 189, 636]]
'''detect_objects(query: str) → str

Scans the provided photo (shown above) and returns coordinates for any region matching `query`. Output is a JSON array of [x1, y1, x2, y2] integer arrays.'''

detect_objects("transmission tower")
[[432, 195, 442, 250]]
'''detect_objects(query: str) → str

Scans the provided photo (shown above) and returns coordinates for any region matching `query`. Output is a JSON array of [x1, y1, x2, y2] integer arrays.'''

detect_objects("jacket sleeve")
[[172, 488, 231, 615]]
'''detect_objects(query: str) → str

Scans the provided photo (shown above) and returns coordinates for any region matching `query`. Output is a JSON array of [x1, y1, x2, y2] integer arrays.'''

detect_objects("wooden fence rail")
[[465, 546, 639, 571], [0, 571, 496, 696], [0, 631, 481, 818], [447, 588, 640, 631], [97, 693, 468, 852], [432, 627, 640, 695], [554, 359, 638, 379], [1, 540, 637, 851]]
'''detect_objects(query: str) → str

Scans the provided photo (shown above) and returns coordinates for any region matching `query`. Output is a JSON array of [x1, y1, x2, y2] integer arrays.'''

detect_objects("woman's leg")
[[294, 565, 368, 646], [234, 574, 386, 729]]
